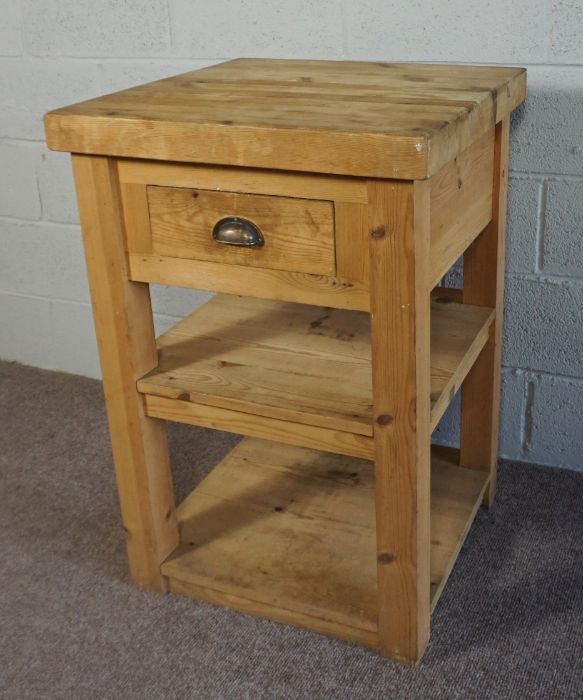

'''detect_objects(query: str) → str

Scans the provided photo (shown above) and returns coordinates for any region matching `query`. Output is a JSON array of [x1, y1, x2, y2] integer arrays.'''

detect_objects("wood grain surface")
[[147, 186, 335, 276], [45, 59, 526, 178], [137, 293, 494, 439], [161, 438, 488, 650]]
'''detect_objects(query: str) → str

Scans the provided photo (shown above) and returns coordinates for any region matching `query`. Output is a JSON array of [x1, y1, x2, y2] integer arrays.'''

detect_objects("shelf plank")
[[429, 445, 489, 610], [430, 295, 495, 427], [138, 293, 493, 436], [144, 394, 374, 460], [161, 438, 488, 646]]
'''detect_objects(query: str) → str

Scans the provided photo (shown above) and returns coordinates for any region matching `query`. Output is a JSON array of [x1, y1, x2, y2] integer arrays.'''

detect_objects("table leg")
[[460, 118, 510, 506], [368, 179, 431, 664], [72, 155, 178, 591]]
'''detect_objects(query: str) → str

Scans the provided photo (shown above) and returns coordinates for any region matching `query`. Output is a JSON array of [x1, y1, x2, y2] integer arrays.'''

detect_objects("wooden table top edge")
[[43, 59, 526, 180]]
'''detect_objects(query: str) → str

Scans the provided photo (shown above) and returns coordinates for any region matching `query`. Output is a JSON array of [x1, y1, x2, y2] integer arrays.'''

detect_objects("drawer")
[[118, 160, 370, 311], [145, 186, 336, 276]]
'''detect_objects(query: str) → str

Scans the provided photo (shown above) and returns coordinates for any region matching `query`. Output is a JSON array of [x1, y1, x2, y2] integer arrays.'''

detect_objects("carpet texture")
[[0, 360, 581, 699]]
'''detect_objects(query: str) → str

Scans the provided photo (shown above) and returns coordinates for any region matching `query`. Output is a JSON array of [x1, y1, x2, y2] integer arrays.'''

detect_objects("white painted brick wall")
[[505, 178, 541, 275], [22, 0, 172, 57], [0, 0, 22, 57], [1, 0, 582, 470], [0, 141, 42, 219], [503, 276, 583, 377], [0, 59, 101, 140], [543, 180, 583, 276], [550, 0, 583, 61], [171, 0, 345, 59], [526, 373, 583, 468], [346, 0, 548, 63]]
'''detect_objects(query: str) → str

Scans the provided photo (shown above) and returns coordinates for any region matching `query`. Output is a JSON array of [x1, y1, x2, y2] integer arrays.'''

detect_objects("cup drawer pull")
[[212, 217, 265, 247]]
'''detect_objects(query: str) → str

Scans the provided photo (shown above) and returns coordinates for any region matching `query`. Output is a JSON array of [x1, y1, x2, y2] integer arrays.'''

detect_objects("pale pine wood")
[[118, 158, 368, 203], [460, 119, 510, 506], [164, 438, 378, 634], [168, 577, 379, 649], [128, 254, 371, 311], [432, 286, 462, 303], [119, 148, 493, 299], [430, 297, 495, 426], [147, 186, 336, 276], [71, 154, 178, 591], [144, 394, 374, 459], [429, 446, 490, 609], [45, 60, 524, 665], [45, 59, 526, 179], [429, 128, 494, 287], [367, 179, 431, 663], [136, 293, 493, 439], [120, 181, 152, 254], [161, 438, 488, 650], [141, 293, 374, 436], [334, 201, 370, 282], [119, 161, 370, 303]]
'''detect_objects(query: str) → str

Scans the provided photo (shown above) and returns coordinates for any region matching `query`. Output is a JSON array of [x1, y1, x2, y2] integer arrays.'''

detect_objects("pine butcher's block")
[[44, 58, 526, 664], [45, 58, 525, 178]]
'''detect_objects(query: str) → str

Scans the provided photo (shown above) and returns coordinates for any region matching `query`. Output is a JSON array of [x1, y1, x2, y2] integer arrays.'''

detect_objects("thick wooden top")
[[45, 58, 526, 179]]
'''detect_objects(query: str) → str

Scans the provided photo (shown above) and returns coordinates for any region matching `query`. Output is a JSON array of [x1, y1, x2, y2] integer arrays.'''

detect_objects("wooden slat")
[[335, 201, 369, 282], [186, 59, 527, 122], [118, 159, 368, 203], [429, 128, 494, 288], [120, 181, 152, 254], [128, 254, 371, 311], [429, 447, 490, 609], [432, 287, 462, 303], [71, 154, 178, 591], [45, 59, 526, 179], [430, 297, 496, 427], [46, 114, 430, 180], [161, 438, 488, 650], [140, 294, 373, 436], [168, 578, 379, 649], [147, 186, 336, 276], [460, 118, 510, 506], [367, 178, 431, 663], [137, 293, 494, 439], [143, 395, 375, 460]]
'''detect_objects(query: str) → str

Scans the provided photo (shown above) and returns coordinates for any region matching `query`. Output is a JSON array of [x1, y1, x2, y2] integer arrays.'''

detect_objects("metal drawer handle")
[[212, 217, 264, 247]]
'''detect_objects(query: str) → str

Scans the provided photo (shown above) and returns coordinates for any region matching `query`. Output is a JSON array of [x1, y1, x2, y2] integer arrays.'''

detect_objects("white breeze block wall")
[[1, 0, 582, 470]]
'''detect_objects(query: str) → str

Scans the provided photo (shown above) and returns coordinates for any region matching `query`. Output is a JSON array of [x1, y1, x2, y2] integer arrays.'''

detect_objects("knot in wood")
[[378, 552, 396, 564], [370, 225, 386, 240], [376, 413, 394, 426]]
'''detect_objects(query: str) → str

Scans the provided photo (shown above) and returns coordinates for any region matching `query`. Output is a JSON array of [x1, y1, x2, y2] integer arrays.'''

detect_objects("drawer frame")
[[119, 159, 371, 310], [118, 129, 493, 312]]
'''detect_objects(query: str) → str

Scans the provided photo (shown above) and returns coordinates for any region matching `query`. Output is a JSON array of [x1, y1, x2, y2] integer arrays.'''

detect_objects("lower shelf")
[[161, 437, 488, 648]]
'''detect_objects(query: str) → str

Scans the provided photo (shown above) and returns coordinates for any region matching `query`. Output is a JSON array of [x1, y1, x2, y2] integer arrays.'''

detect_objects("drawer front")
[[146, 186, 336, 276]]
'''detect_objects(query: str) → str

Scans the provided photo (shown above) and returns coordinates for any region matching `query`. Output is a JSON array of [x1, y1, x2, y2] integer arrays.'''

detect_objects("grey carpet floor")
[[0, 360, 582, 700]]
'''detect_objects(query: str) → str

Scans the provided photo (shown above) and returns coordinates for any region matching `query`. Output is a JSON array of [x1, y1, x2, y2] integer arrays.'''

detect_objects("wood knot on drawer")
[[370, 225, 387, 239]]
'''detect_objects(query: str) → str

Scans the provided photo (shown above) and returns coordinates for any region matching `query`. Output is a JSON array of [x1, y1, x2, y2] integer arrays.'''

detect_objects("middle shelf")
[[138, 291, 494, 458]]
